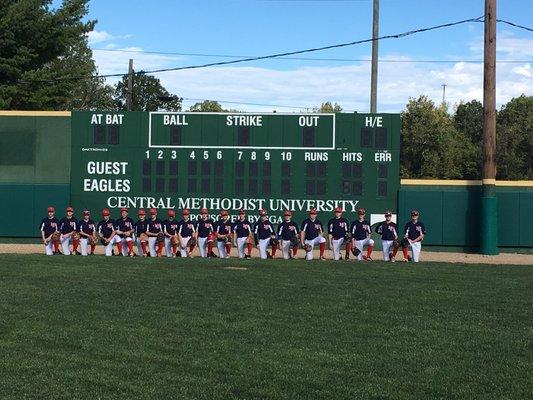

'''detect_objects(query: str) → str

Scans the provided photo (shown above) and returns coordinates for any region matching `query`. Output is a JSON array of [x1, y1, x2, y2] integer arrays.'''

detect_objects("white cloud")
[[87, 30, 132, 45], [91, 36, 532, 112]]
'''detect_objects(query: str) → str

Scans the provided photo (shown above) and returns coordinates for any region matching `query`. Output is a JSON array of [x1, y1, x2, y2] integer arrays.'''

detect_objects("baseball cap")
[[102, 208, 110, 216], [357, 208, 366, 215], [182, 208, 190, 215], [334, 207, 343, 213], [384, 211, 392, 217], [47, 206, 55, 213], [66, 206, 74, 213], [411, 210, 420, 216], [120, 207, 128, 213], [309, 208, 317, 215], [259, 209, 267, 216], [138, 209, 146, 216], [83, 210, 90, 215], [200, 208, 208, 214], [220, 210, 229, 217], [284, 210, 292, 217], [150, 208, 157, 215], [168, 209, 176, 217]]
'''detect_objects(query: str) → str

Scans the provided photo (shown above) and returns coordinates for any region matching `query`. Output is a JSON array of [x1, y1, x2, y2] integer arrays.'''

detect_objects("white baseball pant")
[[44, 239, 54, 256], [331, 238, 345, 260], [80, 237, 90, 256], [216, 240, 228, 258], [304, 236, 326, 260], [408, 241, 422, 262], [136, 237, 145, 256], [381, 240, 395, 261], [198, 237, 209, 258], [355, 238, 375, 260], [103, 236, 120, 256], [257, 238, 271, 259], [148, 237, 162, 257], [236, 237, 249, 258], [120, 237, 134, 256], [60, 234, 72, 255], [164, 237, 174, 257], [179, 237, 191, 258], [281, 240, 293, 259]]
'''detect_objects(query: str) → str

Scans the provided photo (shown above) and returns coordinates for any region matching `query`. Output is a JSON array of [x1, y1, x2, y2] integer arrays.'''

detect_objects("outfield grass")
[[0, 255, 531, 400]]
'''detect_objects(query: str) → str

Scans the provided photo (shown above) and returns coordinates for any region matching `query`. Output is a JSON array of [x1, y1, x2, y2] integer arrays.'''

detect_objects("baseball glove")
[[170, 235, 179, 246], [207, 232, 216, 243], [72, 232, 80, 240], [188, 237, 197, 247], [290, 235, 300, 247], [51, 232, 61, 242], [139, 233, 148, 242], [400, 238, 410, 248], [270, 237, 279, 247], [156, 232, 165, 243], [99, 236, 108, 245], [88, 235, 96, 246], [392, 239, 400, 250], [351, 247, 361, 257], [303, 243, 312, 252]]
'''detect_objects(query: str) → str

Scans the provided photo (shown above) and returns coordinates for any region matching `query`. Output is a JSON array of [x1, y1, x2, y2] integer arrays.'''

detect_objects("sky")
[[80, 0, 532, 112]]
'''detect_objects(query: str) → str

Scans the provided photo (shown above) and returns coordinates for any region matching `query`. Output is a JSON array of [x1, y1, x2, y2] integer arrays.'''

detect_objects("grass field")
[[0, 255, 531, 400]]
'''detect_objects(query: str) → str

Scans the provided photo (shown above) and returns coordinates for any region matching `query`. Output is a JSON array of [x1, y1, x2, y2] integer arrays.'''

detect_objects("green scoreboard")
[[71, 111, 400, 225]]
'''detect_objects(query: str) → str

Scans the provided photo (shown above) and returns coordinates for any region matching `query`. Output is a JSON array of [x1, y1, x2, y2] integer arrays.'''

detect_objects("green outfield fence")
[[1, 112, 532, 250]]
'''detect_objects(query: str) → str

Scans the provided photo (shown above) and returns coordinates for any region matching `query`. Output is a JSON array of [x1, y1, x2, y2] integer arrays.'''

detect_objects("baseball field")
[[0, 255, 531, 400]]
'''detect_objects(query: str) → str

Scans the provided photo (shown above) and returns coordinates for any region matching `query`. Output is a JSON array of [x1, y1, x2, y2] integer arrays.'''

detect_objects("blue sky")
[[82, 0, 532, 111]]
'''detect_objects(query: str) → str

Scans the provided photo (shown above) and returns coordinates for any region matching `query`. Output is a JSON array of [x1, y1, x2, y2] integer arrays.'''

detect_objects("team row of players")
[[40, 206, 426, 262]]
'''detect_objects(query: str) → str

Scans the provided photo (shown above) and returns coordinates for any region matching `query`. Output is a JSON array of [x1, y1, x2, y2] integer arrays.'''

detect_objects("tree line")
[[1, 1, 531, 180]]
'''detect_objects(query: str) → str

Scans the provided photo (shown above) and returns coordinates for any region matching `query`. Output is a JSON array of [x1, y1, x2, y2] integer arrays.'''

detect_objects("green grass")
[[0, 255, 531, 400]]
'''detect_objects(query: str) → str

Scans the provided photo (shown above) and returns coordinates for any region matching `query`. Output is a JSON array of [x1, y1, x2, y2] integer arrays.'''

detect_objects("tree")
[[453, 100, 484, 178], [189, 100, 226, 112], [496, 95, 533, 179], [314, 101, 343, 113], [0, 0, 97, 110], [400, 96, 478, 179], [114, 73, 182, 112]]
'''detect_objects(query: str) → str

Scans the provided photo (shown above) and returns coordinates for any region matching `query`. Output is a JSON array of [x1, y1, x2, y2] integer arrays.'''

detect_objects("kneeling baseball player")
[[300, 208, 326, 260], [40, 206, 60, 255], [97, 208, 119, 256], [146, 208, 165, 257], [134, 209, 149, 256], [115, 208, 135, 256], [350, 208, 374, 261], [277, 210, 299, 259], [232, 209, 253, 259], [164, 209, 180, 257], [253, 209, 278, 259], [78, 210, 97, 256], [376, 211, 399, 262], [177, 208, 196, 258], [59, 206, 79, 255], [327, 207, 351, 261], [402, 210, 426, 262], [214, 210, 232, 258], [195, 208, 215, 258]]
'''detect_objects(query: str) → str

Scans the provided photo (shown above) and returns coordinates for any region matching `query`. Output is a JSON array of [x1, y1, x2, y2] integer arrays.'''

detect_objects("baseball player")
[[134, 209, 149, 256], [376, 211, 399, 262], [58, 206, 79, 255], [300, 209, 327, 260], [350, 208, 375, 261], [146, 208, 164, 257], [232, 209, 253, 259], [164, 209, 180, 257], [214, 210, 232, 258], [40, 206, 60, 255], [195, 208, 215, 258], [177, 209, 196, 258], [277, 210, 299, 259], [115, 208, 135, 256], [97, 208, 118, 256], [327, 207, 351, 261], [253, 209, 278, 259], [78, 210, 97, 256], [402, 210, 426, 262]]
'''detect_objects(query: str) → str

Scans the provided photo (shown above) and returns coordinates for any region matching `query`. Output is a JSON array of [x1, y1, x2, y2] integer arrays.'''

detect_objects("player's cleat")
[[402, 258, 408, 262], [344, 255, 350, 260], [129, 252, 134, 257], [111, 250, 115, 256], [390, 257, 396, 263], [366, 256, 373, 261], [117, 253, 123, 257], [75, 251, 81, 255], [245, 254, 251, 259], [320, 256, 327, 260], [408, 256, 412, 261]]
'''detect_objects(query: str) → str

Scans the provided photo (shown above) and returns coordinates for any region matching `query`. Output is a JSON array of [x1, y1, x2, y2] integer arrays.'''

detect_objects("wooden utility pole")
[[480, 0, 498, 255], [127, 59, 134, 111], [370, 0, 379, 113]]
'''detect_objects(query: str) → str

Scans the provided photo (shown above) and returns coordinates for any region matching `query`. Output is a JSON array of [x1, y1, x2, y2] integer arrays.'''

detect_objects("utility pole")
[[441, 84, 447, 104], [127, 59, 134, 111], [370, 0, 379, 113], [480, 0, 498, 255]]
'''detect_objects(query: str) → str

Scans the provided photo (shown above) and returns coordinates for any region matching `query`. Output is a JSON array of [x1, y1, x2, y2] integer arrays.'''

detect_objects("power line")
[[497, 19, 533, 32], [92, 48, 531, 64]]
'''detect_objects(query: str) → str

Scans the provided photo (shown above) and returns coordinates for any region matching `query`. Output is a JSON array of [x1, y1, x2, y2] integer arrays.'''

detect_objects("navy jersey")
[[59, 217, 77, 234], [178, 219, 195, 237], [301, 218, 323, 240], [404, 221, 426, 240], [97, 218, 116, 238], [147, 218, 164, 234], [377, 222, 398, 241], [351, 219, 372, 241], [233, 219, 253, 238], [135, 219, 148, 236], [78, 219, 96, 235], [164, 219, 180, 235], [195, 218, 215, 238], [40, 217, 59, 237], [277, 221, 299, 240], [254, 219, 275, 241], [327, 217, 349, 240], [115, 217, 134, 237], [215, 220, 232, 240]]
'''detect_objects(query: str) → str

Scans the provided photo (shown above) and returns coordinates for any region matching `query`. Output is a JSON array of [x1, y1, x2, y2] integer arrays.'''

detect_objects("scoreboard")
[[71, 111, 400, 225]]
